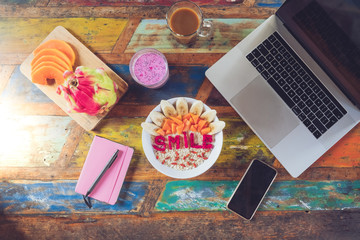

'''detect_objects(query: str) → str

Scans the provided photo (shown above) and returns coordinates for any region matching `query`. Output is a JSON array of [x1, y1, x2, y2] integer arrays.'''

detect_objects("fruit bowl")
[[142, 97, 224, 179]]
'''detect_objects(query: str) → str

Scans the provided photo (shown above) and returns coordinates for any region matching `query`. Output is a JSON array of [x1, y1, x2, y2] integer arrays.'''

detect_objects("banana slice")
[[200, 109, 217, 123], [160, 100, 178, 118], [208, 121, 225, 135], [189, 100, 203, 116], [149, 111, 166, 127], [141, 122, 160, 136], [176, 97, 189, 116]]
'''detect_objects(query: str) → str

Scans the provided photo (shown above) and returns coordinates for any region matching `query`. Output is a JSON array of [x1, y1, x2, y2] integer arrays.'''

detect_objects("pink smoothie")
[[133, 52, 168, 86]]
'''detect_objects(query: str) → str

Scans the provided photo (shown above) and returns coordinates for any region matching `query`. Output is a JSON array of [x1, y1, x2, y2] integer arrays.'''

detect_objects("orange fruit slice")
[[31, 65, 65, 85], [31, 48, 72, 69], [34, 39, 75, 66], [32, 61, 68, 74], [31, 55, 72, 72]]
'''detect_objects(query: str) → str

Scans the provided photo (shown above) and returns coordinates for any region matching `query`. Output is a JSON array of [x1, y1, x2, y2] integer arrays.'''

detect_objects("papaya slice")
[[31, 65, 65, 85], [31, 55, 72, 72], [32, 61, 68, 74], [34, 39, 75, 66], [31, 48, 72, 69]]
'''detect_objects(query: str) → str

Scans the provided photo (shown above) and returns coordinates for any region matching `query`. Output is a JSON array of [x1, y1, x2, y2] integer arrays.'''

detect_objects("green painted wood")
[[126, 18, 264, 53], [155, 180, 360, 212]]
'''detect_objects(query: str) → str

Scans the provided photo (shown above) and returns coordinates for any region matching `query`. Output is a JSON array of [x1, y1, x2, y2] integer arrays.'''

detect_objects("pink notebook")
[[75, 136, 134, 205]]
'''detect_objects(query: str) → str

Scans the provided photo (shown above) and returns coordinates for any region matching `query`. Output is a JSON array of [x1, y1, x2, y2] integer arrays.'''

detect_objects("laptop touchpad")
[[230, 76, 299, 148]]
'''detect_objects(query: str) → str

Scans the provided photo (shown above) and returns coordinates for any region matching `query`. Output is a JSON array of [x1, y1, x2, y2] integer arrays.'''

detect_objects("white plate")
[[142, 97, 223, 179]]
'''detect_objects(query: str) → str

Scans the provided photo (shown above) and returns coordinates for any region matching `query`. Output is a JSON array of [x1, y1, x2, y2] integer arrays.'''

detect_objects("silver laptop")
[[205, 0, 360, 177]]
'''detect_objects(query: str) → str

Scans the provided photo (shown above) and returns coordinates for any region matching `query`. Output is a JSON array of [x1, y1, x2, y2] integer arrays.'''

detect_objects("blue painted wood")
[[0, 66, 51, 103], [0, 181, 148, 214], [155, 180, 360, 212], [0, 0, 32, 5], [256, 0, 284, 8], [109, 64, 207, 105], [2, 64, 206, 105]]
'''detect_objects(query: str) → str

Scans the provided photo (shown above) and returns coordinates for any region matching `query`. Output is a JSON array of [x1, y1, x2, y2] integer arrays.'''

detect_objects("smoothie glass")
[[129, 48, 169, 89]]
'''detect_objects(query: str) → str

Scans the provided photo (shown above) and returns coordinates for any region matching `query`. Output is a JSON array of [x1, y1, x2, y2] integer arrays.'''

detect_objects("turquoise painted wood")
[[0, 181, 148, 214], [155, 180, 360, 212], [127, 19, 265, 52], [110, 64, 208, 105]]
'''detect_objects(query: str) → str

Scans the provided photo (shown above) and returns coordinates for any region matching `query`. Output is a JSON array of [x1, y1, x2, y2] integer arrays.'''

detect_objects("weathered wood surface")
[[155, 180, 360, 211], [0, 181, 148, 214], [0, 180, 359, 214], [0, 0, 359, 239], [1, 212, 360, 240], [0, 0, 278, 19]]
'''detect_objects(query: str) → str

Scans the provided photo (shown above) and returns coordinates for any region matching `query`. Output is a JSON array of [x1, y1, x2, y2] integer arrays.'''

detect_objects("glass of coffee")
[[166, 1, 213, 45]]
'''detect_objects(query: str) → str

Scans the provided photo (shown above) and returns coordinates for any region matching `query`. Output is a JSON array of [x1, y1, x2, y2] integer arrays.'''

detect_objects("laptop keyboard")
[[246, 32, 347, 139]]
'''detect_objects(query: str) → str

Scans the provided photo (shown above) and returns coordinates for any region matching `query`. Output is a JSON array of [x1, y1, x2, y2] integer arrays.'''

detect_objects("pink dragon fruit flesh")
[[56, 66, 120, 116]]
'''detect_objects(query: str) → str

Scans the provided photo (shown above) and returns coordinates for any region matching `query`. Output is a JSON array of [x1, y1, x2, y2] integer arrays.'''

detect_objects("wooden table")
[[0, 1, 359, 239]]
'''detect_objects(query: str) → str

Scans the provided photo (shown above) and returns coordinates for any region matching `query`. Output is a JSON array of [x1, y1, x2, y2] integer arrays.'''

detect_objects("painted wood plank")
[[256, 0, 284, 8], [271, 123, 360, 170], [155, 180, 360, 212], [0, 18, 128, 54], [70, 117, 273, 169], [46, 0, 256, 7], [72, 119, 144, 168], [126, 18, 264, 53], [0, 117, 356, 180], [314, 124, 360, 167], [3, 65, 208, 105], [0, 0, 35, 5], [0, 5, 277, 19], [0, 115, 72, 167], [1, 65, 51, 103], [69, 117, 358, 173], [0, 181, 148, 214], [1, 212, 359, 240], [109, 64, 208, 105], [0, 64, 67, 115], [2, 65, 358, 170], [112, 17, 142, 54], [0, 64, 16, 94]]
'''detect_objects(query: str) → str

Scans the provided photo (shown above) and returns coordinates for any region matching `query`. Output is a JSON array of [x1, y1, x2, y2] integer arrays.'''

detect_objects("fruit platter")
[[20, 26, 128, 131], [142, 97, 225, 179]]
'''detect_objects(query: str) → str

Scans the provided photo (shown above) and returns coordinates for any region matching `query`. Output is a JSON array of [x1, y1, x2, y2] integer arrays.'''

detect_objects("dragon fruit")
[[56, 66, 120, 116]]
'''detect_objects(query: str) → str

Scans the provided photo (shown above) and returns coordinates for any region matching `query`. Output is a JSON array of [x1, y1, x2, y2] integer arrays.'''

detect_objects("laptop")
[[205, 0, 360, 177]]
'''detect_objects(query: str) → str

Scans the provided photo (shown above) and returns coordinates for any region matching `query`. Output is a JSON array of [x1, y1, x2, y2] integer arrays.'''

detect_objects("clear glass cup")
[[129, 48, 169, 89], [166, 0, 213, 45]]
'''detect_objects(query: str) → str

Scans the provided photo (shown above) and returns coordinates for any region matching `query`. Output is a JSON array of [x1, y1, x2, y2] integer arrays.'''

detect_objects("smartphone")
[[226, 159, 277, 220]]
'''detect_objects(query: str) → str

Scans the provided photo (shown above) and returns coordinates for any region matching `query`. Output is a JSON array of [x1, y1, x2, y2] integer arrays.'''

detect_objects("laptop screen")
[[277, 0, 360, 108]]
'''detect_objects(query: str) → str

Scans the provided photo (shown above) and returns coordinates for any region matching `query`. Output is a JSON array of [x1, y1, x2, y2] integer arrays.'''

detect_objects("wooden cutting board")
[[20, 26, 128, 131]]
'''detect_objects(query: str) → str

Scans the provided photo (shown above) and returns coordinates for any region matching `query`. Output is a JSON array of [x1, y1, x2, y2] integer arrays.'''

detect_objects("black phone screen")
[[227, 159, 277, 220]]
